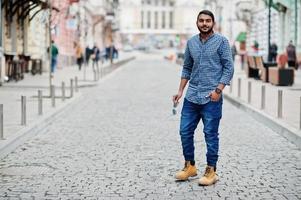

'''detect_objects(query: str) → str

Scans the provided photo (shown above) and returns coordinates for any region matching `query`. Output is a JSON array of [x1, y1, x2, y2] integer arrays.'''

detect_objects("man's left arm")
[[218, 38, 234, 90], [210, 38, 234, 101]]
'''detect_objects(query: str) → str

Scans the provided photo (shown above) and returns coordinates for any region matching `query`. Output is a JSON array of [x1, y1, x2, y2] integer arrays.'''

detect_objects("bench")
[[246, 56, 277, 82], [31, 59, 43, 75], [4, 53, 24, 82], [268, 67, 294, 86]]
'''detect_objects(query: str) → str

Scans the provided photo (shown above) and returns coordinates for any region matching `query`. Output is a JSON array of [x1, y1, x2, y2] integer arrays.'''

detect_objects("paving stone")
[[0, 54, 300, 199]]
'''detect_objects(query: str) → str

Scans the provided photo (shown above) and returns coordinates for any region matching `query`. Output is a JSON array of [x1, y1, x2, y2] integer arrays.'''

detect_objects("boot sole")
[[175, 173, 198, 181], [198, 176, 219, 186]]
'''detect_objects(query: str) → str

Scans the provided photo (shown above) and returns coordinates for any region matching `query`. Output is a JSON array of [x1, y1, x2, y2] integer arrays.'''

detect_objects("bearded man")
[[173, 10, 234, 186]]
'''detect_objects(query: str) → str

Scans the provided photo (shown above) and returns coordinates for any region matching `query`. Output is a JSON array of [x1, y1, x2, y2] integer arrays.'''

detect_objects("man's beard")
[[198, 25, 214, 35]]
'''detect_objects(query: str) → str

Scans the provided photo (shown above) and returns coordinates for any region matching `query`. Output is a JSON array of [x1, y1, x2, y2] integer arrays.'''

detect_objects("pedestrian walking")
[[252, 40, 259, 55], [92, 44, 100, 79], [74, 42, 83, 71], [286, 41, 297, 69], [85, 46, 92, 66], [270, 42, 278, 62], [172, 10, 234, 186], [50, 40, 59, 73]]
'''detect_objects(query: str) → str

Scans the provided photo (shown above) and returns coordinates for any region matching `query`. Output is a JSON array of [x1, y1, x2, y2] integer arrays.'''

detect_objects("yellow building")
[[0, 0, 58, 84]]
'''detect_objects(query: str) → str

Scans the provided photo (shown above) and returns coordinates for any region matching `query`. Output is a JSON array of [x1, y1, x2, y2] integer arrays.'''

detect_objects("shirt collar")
[[199, 31, 215, 43]]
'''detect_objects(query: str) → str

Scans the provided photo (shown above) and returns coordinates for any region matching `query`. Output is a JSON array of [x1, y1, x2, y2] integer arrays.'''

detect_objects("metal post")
[[248, 81, 251, 103], [295, 0, 298, 45], [93, 66, 97, 81], [38, 90, 43, 115], [62, 82, 65, 101], [261, 85, 266, 110], [0, 0, 2, 49], [51, 85, 55, 107], [0, 104, 4, 140], [84, 61, 87, 81], [277, 90, 283, 118], [21, 96, 26, 125], [75, 76, 79, 92], [70, 79, 74, 98], [267, 0, 272, 61], [100, 61, 103, 78], [229, 82, 233, 93], [48, 0, 53, 96], [299, 97, 301, 130], [238, 78, 241, 98]]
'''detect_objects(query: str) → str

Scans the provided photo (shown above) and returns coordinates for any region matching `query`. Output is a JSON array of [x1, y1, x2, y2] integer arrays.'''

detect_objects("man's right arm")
[[173, 78, 189, 104], [173, 42, 193, 104]]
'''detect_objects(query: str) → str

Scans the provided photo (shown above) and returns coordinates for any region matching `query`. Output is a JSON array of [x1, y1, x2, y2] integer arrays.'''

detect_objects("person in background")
[[74, 42, 83, 71], [270, 43, 278, 62], [286, 41, 297, 69], [92, 44, 100, 79], [50, 40, 59, 73], [85, 46, 92, 66]]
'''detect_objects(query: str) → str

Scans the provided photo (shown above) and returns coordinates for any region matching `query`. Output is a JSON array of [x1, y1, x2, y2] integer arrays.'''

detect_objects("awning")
[[1, 0, 59, 23], [236, 32, 246, 42]]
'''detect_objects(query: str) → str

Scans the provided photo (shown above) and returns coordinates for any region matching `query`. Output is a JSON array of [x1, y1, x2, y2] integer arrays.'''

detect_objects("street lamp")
[[267, 0, 272, 62]]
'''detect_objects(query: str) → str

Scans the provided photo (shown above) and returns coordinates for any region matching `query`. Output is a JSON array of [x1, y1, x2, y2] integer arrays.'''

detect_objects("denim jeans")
[[51, 57, 57, 73], [179, 98, 222, 167]]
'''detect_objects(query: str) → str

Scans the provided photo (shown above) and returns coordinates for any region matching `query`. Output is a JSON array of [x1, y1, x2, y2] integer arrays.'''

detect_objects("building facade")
[[118, 0, 205, 48], [0, 0, 59, 84], [207, 0, 300, 60]]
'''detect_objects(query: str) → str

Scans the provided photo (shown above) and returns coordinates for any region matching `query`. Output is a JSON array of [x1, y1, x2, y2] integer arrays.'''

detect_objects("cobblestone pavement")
[[0, 53, 300, 199]]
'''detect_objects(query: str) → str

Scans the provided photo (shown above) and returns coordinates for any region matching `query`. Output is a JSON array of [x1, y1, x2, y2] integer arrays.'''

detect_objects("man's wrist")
[[215, 88, 222, 94]]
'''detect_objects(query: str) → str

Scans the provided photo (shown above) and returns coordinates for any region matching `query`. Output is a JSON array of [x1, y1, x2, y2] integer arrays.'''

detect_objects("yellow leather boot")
[[175, 161, 197, 181], [198, 166, 218, 186]]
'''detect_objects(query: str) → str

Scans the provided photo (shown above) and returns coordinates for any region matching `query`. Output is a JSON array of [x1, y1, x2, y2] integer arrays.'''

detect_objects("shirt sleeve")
[[181, 41, 193, 80], [218, 38, 234, 85]]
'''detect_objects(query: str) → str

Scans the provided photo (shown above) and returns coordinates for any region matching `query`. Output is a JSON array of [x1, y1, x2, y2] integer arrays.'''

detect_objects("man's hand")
[[209, 91, 221, 102], [173, 91, 183, 105]]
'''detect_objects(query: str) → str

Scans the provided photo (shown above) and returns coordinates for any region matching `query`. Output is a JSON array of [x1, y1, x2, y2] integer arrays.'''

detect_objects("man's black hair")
[[197, 10, 215, 22]]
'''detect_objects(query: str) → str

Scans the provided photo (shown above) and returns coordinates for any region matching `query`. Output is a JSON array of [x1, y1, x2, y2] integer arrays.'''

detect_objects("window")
[[170, 1, 175, 6], [155, 0, 158, 6], [154, 11, 158, 29], [162, 0, 166, 6], [169, 11, 173, 29], [162, 11, 165, 28], [147, 11, 151, 28], [141, 0, 144, 5], [141, 11, 144, 28]]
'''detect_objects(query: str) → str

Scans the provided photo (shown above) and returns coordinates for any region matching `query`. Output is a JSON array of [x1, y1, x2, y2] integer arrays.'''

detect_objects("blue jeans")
[[51, 57, 57, 73], [179, 98, 222, 167]]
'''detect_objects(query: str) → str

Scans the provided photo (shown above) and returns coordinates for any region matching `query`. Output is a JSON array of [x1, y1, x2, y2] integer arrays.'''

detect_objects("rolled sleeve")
[[181, 42, 193, 80]]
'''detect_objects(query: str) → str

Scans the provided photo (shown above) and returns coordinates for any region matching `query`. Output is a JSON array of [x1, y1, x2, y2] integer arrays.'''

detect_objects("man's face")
[[197, 14, 214, 34]]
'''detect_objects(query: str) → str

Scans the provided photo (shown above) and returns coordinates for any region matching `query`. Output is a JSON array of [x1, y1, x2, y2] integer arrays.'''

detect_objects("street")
[[0, 53, 300, 200]]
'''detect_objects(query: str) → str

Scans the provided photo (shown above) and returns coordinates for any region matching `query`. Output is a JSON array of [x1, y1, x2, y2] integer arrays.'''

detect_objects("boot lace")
[[182, 162, 189, 171], [204, 166, 212, 177]]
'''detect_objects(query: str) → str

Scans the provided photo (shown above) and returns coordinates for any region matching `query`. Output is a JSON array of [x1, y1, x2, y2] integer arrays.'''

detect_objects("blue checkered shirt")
[[181, 33, 234, 105]]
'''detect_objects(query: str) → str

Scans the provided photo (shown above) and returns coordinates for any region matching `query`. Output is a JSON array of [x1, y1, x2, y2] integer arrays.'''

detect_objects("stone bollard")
[[277, 90, 283, 118], [21, 96, 26, 125], [38, 90, 43, 115], [62, 82, 66, 101], [248, 81, 252, 103], [75, 76, 79, 92], [51, 85, 55, 107], [70, 79, 74, 98], [0, 104, 4, 140], [238, 78, 241, 98], [261, 85, 265, 110]]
